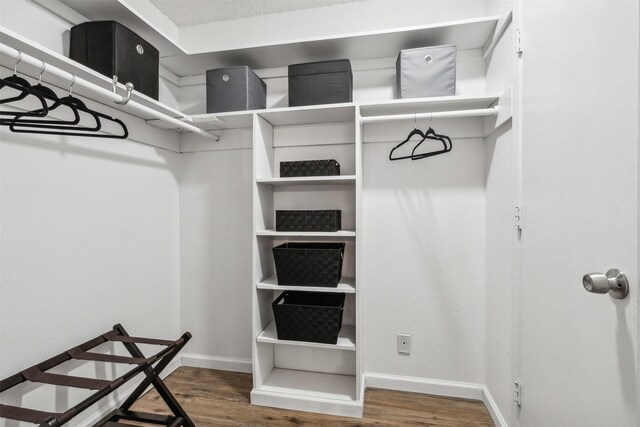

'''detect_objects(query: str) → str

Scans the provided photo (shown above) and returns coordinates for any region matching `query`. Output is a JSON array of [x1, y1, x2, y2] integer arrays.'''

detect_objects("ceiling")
[[148, 0, 365, 27]]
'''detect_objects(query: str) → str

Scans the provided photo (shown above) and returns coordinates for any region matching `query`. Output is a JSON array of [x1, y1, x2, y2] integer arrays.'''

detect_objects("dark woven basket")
[[276, 210, 342, 232], [272, 291, 345, 344], [280, 159, 340, 177], [273, 242, 344, 287]]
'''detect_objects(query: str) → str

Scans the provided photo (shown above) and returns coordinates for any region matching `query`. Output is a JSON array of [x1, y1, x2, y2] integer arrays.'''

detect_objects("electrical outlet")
[[397, 334, 411, 354]]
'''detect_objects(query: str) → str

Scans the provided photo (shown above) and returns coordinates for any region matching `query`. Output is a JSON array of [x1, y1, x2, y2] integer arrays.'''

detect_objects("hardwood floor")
[[129, 367, 494, 426]]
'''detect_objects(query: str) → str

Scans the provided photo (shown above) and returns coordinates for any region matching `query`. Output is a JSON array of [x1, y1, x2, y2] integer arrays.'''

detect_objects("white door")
[[518, 1, 639, 426]]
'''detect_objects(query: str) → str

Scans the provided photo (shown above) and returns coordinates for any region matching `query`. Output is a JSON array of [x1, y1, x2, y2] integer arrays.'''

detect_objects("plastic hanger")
[[389, 114, 426, 161]]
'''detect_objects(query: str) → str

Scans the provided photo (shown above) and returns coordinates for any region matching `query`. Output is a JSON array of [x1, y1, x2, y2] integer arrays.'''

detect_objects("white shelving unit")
[[251, 103, 363, 417]]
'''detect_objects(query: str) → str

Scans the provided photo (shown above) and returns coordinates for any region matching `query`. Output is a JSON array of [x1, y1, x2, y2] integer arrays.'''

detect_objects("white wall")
[[361, 122, 487, 384], [483, 0, 516, 425], [0, 2, 183, 424], [0, 114, 181, 426], [178, 140, 254, 371]]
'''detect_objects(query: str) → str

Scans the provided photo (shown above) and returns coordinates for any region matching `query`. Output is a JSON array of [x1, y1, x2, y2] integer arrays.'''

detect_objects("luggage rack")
[[0, 324, 194, 426]]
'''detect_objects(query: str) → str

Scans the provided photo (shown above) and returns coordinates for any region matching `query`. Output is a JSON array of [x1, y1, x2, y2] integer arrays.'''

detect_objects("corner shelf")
[[257, 275, 356, 293], [257, 321, 356, 351], [256, 230, 356, 238]]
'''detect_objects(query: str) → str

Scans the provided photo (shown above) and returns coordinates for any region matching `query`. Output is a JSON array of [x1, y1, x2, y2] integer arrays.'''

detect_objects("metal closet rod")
[[359, 107, 499, 124], [0, 43, 221, 142]]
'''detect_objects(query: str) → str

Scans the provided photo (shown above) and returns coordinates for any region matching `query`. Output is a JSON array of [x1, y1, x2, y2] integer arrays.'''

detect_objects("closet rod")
[[359, 107, 499, 124], [0, 43, 221, 142]]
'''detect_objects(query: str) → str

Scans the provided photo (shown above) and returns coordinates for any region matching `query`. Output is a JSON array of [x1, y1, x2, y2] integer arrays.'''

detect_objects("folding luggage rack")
[[0, 324, 194, 426]]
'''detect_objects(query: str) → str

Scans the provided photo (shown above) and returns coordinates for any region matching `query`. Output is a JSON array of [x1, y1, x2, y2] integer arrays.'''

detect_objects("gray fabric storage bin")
[[288, 60, 352, 106], [206, 66, 266, 113], [396, 45, 456, 98]]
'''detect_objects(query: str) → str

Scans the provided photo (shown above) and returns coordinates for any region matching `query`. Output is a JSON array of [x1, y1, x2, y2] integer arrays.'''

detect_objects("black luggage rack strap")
[[0, 324, 194, 427]]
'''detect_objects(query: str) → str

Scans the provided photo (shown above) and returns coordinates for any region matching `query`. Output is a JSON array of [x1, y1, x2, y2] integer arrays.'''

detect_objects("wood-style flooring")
[[129, 367, 494, 426]]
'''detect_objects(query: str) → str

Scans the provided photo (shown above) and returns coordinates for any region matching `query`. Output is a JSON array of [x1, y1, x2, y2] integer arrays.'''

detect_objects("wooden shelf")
[[257, 275, 355, 293], [257, 321, 356, 351], [255, 369, 357, 402], [256, 230, 356, 238], [257, 176, 356, 186]]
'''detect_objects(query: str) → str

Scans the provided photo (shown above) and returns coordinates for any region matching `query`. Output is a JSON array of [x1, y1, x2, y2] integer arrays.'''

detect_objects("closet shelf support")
[[0, 44, 220, 142], [359, 107, 499, 124]]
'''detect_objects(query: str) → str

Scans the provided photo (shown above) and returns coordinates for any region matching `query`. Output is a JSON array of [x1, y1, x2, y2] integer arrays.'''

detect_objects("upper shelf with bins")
[[53, 1, 500, 74], [0, 26, 185, 124]]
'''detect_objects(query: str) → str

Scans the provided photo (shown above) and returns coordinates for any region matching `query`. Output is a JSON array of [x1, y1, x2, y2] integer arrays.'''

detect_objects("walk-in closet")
[[0, 1, 638, 426]]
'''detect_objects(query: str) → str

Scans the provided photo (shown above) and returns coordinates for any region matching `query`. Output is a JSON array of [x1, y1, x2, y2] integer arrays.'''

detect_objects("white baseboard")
[[181, 353, 252, 373], [365, 373, 509, 426], [77, 358, 181, 427], [365, 372, 484, 400], [482, 386, 509, 427]]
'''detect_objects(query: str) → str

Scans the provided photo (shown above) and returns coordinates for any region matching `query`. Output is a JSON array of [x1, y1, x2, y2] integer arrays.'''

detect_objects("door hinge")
[[515, 29, 523, 54], [514, 380, 522, 406], [515, 206, 523, 231]]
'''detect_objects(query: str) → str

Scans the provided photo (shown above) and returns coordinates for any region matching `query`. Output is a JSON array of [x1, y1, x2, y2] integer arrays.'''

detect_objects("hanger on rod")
[[0, 52, 48, 117], [1, 64, 129, 139], [0, 63, 81, 127], [389, 113, 453, 161], [410, 113, 452, 160], [9, 75, 103, 131], [389, 113, 426, 161]]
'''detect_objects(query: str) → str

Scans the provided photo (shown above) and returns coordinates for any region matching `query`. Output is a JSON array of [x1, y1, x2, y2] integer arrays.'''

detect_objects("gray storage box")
[[206, 66, 266, 113], [288, 60, 352, 107], [396, 45, 456, 98]]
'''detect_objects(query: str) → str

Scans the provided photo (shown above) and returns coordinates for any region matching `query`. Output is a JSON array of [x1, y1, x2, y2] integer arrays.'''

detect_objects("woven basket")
[[280, 159, 340, 177], [272, 242, 344, 287], [276, 210, 342, 232], [272, 291, 345, 344]]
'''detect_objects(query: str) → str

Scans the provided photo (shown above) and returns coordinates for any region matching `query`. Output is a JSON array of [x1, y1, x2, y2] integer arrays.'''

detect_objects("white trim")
[[181, 353, 252, 373], [250, 389, 363, 418], [30, 0, 87, 25], [365, 373, 484, 400], [482, 386, 509, 427], [77, 358, 181, 427]]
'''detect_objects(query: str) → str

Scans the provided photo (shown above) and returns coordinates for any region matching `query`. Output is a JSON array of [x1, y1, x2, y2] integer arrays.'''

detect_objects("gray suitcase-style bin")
[[396, 45, 456, 99], [206, 66, 266, 113], [288, 60, 353, 107]]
